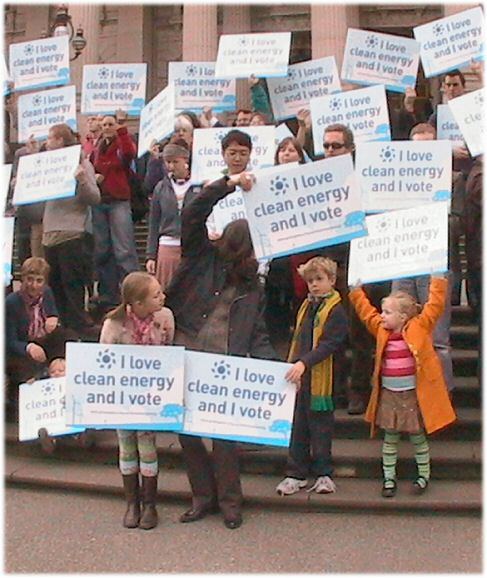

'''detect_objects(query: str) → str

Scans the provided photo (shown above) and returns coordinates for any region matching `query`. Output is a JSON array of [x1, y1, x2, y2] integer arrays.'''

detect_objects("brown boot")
[[139, 475, 158, 530], [122, 474, 140, 528]]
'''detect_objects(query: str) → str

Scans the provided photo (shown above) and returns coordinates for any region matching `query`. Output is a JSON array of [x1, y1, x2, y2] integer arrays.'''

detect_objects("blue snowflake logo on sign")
[[98, 67, 110, 80], [96, 349, 116, 369], [380, 146, 395, 162], [365, 35, 379, 49], [214, 132, 225, 145], [33, 95, 43, 107], [41, 382, 55, 396], [376, 216, 392, 234], [186, 64, 198, 77], [239, 38, 248, 47], [433, 23, 444, 37], [287, 68, 298, 81], [329, 98, 342, 112], [270, 176, 290, 196], [211, 360, 231, 379], [24, 44, 34, 56], [474, 92, 484, 107]]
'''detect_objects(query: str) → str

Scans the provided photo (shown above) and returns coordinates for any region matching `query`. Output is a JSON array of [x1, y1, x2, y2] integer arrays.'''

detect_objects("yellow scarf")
[[288, 290, 341, 411]]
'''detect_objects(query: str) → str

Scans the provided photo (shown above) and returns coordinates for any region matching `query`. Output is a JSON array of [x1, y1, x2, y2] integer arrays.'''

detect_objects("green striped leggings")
[[382, 429, 430, 480], [117, 430, 158, 477]]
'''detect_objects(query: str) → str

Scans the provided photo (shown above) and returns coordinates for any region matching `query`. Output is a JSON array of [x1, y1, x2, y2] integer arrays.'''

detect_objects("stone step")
[[451, 306, 477, 325], [5, 424, 481, 480], [452, 377, 480, 407], [451, 325, 479, 349], [5, 454, 480, 516]]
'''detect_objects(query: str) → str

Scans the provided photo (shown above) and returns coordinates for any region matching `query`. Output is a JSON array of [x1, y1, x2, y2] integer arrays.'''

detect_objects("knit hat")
[[162, 143, 190, 160]]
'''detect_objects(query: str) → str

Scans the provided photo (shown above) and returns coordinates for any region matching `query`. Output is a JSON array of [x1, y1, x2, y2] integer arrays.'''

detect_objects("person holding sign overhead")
[[165, 130, 276, 530]]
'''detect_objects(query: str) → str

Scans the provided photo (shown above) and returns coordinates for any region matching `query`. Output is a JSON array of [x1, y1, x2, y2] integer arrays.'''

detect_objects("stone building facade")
[[3, 3, 480, 140]]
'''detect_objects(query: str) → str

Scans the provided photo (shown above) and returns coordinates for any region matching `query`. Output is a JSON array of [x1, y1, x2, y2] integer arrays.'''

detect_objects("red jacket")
[[91, 127, 136, 200]]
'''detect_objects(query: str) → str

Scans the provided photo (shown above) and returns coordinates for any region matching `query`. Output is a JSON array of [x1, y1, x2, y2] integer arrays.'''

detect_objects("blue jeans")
[[92, 201, 139, 306], [391, 274, 454, 391]]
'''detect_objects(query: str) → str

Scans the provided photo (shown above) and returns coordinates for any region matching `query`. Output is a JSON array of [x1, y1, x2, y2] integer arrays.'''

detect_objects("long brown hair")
[[216, 219, 258, 287], [106, 272, 158, 321]]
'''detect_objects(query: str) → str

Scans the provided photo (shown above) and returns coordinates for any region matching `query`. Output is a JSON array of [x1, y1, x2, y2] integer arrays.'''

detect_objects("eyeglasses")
[[323, 142, 346, 151]]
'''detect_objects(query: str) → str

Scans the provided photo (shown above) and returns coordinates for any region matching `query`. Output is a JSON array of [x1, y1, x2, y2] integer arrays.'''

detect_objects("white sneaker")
[[307, 476, 336, 494], [276, 477, 308, 496]]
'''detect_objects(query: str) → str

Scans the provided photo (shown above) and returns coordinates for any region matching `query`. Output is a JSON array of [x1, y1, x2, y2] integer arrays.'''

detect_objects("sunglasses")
[[323, 142, 346, 151]]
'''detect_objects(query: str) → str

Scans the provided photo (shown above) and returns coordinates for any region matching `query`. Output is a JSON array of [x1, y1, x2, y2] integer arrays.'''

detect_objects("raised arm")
[[349, 286, 383, 337]]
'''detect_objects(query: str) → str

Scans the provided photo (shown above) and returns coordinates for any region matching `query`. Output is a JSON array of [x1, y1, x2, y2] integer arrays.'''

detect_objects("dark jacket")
[[146, 176, 200, 260], [165, 177, 276, 360], [464, 157, 483, 270], [6, 287, 58, 357]]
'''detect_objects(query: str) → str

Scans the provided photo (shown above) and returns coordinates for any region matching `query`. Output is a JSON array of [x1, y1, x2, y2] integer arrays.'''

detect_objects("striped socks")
[[382, 430, 400, 481], [409, 431, 431, 481]]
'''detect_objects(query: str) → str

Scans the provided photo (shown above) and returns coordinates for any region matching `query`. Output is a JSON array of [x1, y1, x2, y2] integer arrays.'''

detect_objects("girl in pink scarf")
[[100, 272, 174, 531]]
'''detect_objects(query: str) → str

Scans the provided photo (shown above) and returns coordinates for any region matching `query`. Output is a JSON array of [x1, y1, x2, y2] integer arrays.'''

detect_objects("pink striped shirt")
[[381, 333, 416, 391]]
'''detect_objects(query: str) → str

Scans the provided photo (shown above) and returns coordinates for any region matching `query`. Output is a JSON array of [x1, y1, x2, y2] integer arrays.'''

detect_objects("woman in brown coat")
[[349, 276, 456, 498]]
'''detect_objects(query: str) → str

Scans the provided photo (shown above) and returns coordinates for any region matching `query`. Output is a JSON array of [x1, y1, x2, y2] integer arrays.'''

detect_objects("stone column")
[[66, 5, 100, 89], [222, 6, 252, 111], [182, 5, 218, 60]]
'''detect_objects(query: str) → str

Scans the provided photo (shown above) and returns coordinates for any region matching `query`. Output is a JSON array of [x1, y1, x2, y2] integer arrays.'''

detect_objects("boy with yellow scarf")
[[277, 257, 348, 495]]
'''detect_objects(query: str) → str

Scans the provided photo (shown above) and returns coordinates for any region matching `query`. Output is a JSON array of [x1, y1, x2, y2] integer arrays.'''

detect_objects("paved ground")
[[5, 487, 482, 573]]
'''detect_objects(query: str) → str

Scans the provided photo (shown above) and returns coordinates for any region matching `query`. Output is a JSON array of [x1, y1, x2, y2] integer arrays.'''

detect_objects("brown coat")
[[100, 308, 175, 346], [349, 278, 456, 437]]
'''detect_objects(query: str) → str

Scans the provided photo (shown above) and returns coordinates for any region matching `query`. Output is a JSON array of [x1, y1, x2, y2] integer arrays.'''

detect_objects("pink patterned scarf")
[[127, 310, 155, 345], [20, 290, 46, 340]]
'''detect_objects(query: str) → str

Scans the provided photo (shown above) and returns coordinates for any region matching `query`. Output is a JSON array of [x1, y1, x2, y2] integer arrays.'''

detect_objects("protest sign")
[[413, 7, 484, 78], [191, 125, 276, 184], [341, 28, 420, 93], [168, 62, 236, 112], [3, 217, 15, 286], [311, 84, 391, 156], [19, 377, 85, 442], [215, 32, 291, 79], [65, 342, 185, 430], [9, 35, 70, 91], [181, 351, 295, 447], [243, 154, 366, 260], [267, 57, 341, 121], [81, 63, 147, 115], [355, 140, 452, 213], [436, 104, 464, 143], [348, 202, 449, 286], [13, 145, 81, 205], [137, 85, 175, 158], [18, 85, 77, 143], [447, 89, 484, 158], [2, 164, 12, 211], [208, 186, 247, 236]]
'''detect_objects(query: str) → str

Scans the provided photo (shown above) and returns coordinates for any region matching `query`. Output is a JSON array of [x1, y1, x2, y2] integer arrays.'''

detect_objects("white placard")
[[81, 63, 147, 116], [3, 216, 15, 286], [18, 85, 77, 143], [191, 125, 276, 184], [267, 57, 341, 121], [447, 89, 484, 158], [137, 85, 176, 158], [13, 145, 81, 205], [355, 140, 452, 212], [436, 104, 464, 143], [181, 351, 295, 447], [9, 36, 70, 91], [65, 342, 185, 430], [19, 377, 85, 442], [215, 33, 291, 79], [413, 7, 485, 78], [243, 154, 366, 261], [311, 84, 391, 156], [341, 28, 420, 93], [168, 62, 236, 112], [348, 202, 449, 286]]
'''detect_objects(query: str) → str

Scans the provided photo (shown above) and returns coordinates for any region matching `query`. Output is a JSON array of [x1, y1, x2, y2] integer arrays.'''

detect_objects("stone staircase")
[[5, 304, 481, 515]]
